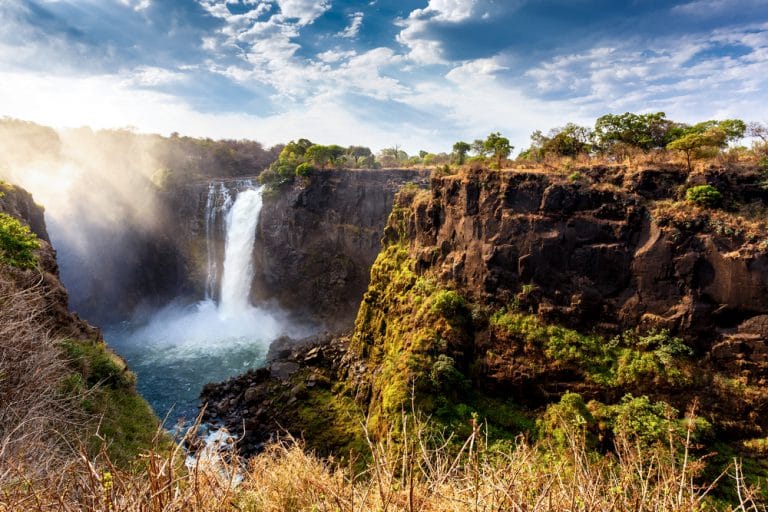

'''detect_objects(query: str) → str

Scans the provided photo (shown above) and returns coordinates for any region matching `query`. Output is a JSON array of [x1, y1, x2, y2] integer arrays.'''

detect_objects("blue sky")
[[1, 0, 767, 153]]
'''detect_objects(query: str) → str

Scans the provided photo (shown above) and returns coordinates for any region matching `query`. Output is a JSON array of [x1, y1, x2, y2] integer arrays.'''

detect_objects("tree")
[[378, 146, 408, 167], [471, 139, 487, 157], [523, 123, 592, 159], [748, 122, 768, 156], [305, 145, 332, 169], [347, 146, 372, 158], [594, 112, 680, 152], [280, 138, 313, 159], [716, 119, 746, 144], [685, 119, 745, 146], [452, 141, 471, 164], [666, 129, 726, 172], [483, 132, 512, 169], [748, 122, 768, 143]]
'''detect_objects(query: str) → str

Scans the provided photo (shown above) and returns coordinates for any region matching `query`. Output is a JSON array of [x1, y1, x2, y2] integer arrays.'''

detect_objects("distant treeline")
[[0, 118, 282, 187]]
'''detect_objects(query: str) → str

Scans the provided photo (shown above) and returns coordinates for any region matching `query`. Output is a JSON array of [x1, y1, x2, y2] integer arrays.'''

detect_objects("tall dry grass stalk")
[[0, 275, 765, 510], [1, 404, 765, 511], [0, 270, 86, 486]]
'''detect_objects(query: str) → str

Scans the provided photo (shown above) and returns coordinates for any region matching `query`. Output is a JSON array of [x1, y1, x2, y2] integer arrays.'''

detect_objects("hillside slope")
[[202, 164, 768, 486], [0, 182, 159, 474]]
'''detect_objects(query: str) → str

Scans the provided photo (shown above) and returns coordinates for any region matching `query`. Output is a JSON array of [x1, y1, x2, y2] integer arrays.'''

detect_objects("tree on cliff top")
[[667, 129, 727, 172], [594, 112, 681, 153], [452, 141, 471, 164], [521, 123, 592, 160], [483, 132, 512, 169]]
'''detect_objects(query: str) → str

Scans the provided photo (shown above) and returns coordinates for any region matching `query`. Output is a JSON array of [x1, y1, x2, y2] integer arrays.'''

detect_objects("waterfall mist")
[[107, 184, 310, 423]]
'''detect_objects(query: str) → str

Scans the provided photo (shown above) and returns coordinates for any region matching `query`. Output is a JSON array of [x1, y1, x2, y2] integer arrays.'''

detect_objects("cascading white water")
[[204, 182, 232, 300], [219, 188, 262, 318], [107, 181, 312, 425]]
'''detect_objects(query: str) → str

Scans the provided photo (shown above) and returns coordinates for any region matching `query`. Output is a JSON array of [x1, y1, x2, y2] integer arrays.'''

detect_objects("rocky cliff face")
[[0, 183, 159, 467], [408, 166, 768, 345], [0, 184, 97, 339], [350, 164, 768, 435], [253, 169, 430, 328], [201, 164, 768, 457]]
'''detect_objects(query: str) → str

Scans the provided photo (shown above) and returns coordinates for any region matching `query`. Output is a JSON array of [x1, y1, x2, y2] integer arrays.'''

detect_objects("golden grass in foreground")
[[1, 410, 765, 511]]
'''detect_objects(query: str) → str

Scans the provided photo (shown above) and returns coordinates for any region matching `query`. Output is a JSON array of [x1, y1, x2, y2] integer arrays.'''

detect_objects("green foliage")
[[540, 392, 711, 454], [0, 212, 40, 269], [377, 147, 409, 167], [430, 290, 468, 319], [594, 112, 680, 152], [538, 392, 597, 449], [490, 311, 693, 389], [685, 119, 745, 144], [667, 130, 726, 171], [429, 354, 469, 394], [285, 387, 368, 459], [295, 162, 314, 177], [685, 185, 722, 208], [61, 340, 135, 389], [61, 339, 160, 467], [598, 395, 679, 447], [305, 144, 331, 169], [525, 123, 593, 160], [482, 132, 512, 169], [452, 141, 471, 164]]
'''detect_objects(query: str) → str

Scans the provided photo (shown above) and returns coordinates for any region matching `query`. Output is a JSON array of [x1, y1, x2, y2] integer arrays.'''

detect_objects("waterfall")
[[203, 182, 233, 300], [219, 188, 262, 318], [106, 180, 311, 426]]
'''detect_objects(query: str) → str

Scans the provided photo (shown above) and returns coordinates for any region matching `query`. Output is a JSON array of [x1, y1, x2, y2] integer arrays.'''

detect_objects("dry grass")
[[1, 405, 765, 511], [0, 269, 86, 486], [1, 255, 766, 511]]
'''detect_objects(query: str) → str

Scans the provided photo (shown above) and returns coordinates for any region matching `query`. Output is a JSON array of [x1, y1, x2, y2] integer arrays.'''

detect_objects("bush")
[[62, 339, 135, 389], [685, 185, 722, 208], [295, 162, 314, 177], [0, 212, 40, 269], [430, 290, 467, 319]]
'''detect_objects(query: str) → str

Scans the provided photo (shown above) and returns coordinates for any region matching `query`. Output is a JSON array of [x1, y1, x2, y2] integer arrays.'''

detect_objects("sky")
[[1, 0, 768, 154]]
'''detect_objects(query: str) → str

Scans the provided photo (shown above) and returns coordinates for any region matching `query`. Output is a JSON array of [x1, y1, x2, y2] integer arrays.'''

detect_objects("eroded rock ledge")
[[201, 164, 768, 457]]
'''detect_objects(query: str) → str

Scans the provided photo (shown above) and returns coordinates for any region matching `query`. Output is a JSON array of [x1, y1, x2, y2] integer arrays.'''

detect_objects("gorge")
[[46, 169, 430, 424], [2, 133, 768, 506]]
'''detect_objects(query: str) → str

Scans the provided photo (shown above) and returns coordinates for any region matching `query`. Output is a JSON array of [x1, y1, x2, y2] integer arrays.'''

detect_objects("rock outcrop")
[[0, 184, 99, 339], [201, 164, 768, 457], [408, 166, 768, 344], [253, 169, 430, 328]]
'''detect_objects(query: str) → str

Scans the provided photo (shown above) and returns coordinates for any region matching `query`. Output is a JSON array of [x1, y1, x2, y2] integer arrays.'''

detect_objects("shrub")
[[0, 212, 40, 269], [430, 290, 467, 319], [686, 185, 722, 208], [295, 162, 314, 177], [62, 339, 135, 389], [538, 392, 597, 449]]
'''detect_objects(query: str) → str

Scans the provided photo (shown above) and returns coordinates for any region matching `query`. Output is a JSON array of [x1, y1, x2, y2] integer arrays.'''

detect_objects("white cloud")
[[317, 48, 356, 62], [671, 0, 766, 17], [396, 0, 521, 64], [445, 56, 508, 83], [522, 26, 768, 123], [125, 66, 186, 86], [338, 11, 363, 38], [275, 0, 330, 26], [118, 0, 151, 11]]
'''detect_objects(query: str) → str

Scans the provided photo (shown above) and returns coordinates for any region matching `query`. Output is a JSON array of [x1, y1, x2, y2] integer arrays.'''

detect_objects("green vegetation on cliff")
[[0, 212, 40, 269]]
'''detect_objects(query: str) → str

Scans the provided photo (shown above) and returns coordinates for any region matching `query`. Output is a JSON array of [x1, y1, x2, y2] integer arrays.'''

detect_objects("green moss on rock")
[[61, 339, 161, 468]]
